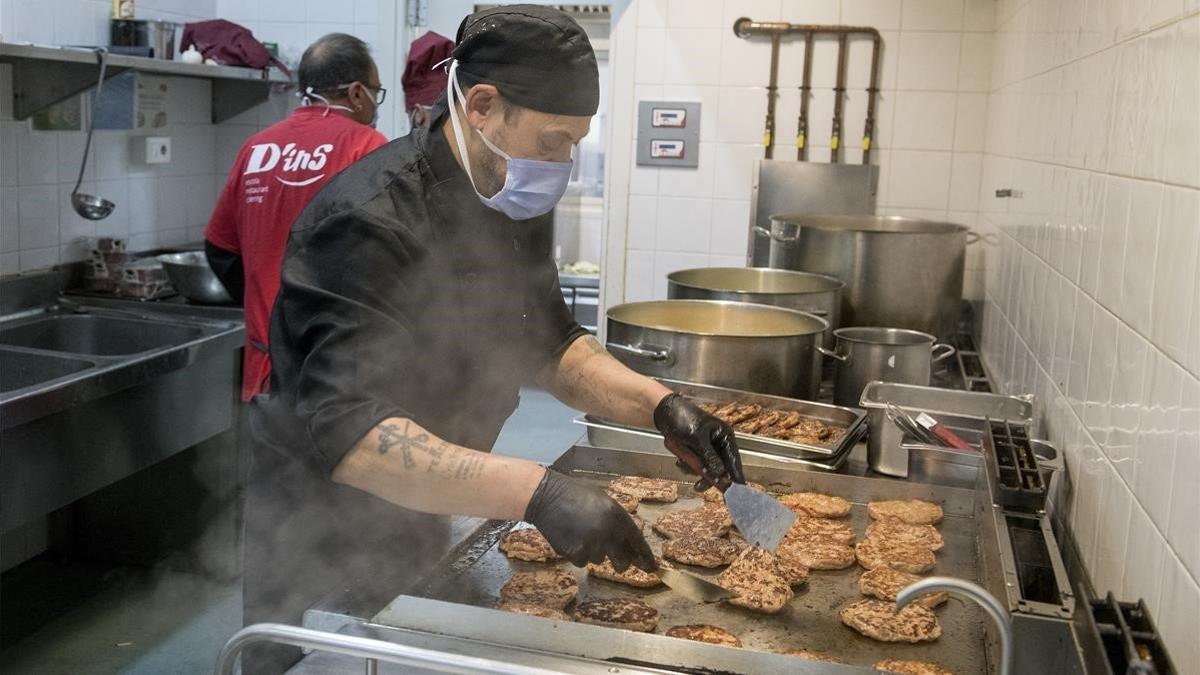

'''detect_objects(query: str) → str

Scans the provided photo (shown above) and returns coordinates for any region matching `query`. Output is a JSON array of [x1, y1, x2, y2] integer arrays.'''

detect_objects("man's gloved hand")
[[524, 469, 657, 572], [653, 393, 745, 488]]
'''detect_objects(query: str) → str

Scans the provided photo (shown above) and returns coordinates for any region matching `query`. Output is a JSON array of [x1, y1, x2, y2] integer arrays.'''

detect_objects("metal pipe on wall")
[[732, 18, 883, 166], [797, 31, 814, 161], [831, 33, 848, 164]]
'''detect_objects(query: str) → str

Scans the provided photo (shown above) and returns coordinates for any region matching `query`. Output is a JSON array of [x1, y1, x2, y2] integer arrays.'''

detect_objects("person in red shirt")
[[205, 33, 388, 401]]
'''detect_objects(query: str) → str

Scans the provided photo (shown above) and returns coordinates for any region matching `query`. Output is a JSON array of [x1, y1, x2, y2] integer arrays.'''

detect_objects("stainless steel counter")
[[0, 295, 244, 533]]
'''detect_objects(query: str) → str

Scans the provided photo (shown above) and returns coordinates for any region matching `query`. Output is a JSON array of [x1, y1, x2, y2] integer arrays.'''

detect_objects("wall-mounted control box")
[[636, 100, 700, 168]]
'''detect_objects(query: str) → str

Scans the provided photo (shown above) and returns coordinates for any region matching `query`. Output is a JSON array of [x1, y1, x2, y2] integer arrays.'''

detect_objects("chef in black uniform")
[[243, 6, 745, 672]]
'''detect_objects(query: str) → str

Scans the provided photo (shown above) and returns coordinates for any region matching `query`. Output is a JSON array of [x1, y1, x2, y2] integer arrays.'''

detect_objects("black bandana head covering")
[[451, 4, 599, 116]]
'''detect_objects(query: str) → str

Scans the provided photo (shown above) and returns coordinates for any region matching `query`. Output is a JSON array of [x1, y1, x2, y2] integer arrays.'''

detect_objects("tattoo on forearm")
[[376, 421, 485, 481]]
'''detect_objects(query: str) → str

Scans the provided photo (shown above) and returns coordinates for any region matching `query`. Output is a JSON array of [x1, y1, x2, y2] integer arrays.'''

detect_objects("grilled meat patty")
[[779, 492, 852, 518], [665, 624, 742, 647], [779, 649, 847, 663], [855, 538, 937, 574], [499, 569, 579, 609], [573, 598, 659, 632], [606, 489, 640, 513], [718, 403, 762, 425], [873, 659, 956, 674], [736, 410, 782, 434], [777, 537, 856, 570], [653, 505, 733, 539], [699, 482, 766, 503], [786, 516, 857, 546], [661, 535, 743, 568], [498, 528, 561, 562], [494, 601, 570, 621], [866, 518, 944, 551], [608, 476, 679, 503], [716, 547, 796, 613], [586, 558, 663, 588], [867, 499, 944, 525], [859, 567, 948, 608], [840, 599, 941, 643]]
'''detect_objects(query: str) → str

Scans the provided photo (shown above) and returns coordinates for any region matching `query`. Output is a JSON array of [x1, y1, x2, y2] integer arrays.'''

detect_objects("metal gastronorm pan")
[[587, 377, 868, 460]]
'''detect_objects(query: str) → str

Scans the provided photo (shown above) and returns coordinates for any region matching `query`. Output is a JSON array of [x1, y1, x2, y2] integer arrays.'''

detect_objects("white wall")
[[0, 0, 388, 275], [978, 1, 1200, 671], [606, 0, 995, 304]]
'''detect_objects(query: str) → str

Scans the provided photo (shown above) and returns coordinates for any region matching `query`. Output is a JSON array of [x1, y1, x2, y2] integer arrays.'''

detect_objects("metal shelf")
[[0, 42, 293, 124]]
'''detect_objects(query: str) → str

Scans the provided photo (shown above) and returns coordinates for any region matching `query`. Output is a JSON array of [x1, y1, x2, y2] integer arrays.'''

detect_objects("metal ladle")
[[71, 47, 115, 220], [897, 576, 1014, 675]]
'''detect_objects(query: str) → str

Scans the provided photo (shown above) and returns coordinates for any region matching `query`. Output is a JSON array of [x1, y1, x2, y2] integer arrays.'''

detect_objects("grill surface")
[[390, 446, 992, 674]]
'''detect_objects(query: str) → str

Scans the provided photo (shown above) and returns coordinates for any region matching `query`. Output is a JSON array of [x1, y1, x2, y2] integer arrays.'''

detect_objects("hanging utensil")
[[71, 48, 116, 221]]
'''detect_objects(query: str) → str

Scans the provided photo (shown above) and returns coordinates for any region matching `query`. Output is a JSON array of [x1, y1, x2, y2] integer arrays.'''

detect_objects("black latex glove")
[[524, 469, 657, 572], [653, 393, 745, 488]]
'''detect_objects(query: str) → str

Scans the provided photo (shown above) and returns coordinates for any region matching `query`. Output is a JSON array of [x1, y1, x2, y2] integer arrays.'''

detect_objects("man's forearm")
[[540, 335, 672, 428], [331, 417, 546, 520]]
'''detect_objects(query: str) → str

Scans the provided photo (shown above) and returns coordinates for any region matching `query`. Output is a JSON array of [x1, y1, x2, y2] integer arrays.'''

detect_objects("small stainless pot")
[[606, 300, 828, 399], [817, 327, 956, 407], [666, 267, 843, 348]]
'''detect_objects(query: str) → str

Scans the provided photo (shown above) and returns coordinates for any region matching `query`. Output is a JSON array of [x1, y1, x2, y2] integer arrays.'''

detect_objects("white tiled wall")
[[977, 1, 1200, 671], [613, 0, 996, 303], [0, 0, 384, 276]]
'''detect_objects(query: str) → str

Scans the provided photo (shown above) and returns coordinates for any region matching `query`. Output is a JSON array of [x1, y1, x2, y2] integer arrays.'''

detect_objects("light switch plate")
[[637, 100, 701, 167]]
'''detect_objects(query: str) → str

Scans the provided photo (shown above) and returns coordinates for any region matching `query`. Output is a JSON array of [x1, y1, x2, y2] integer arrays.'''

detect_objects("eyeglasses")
[[334, 82, 387, 105]]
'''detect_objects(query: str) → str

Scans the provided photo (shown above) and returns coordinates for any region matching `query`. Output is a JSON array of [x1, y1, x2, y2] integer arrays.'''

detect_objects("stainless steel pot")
[[606, 300, 827, 399], [157, 251, 234, 305], [817, 327, 956, 407], [767, 214, 971, 337], [666, 267, 843, 348]]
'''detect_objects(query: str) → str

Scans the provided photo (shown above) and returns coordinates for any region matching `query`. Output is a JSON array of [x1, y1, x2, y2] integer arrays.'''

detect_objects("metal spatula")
[[663, 438, 796, 553], [658, 566, 733, 603]]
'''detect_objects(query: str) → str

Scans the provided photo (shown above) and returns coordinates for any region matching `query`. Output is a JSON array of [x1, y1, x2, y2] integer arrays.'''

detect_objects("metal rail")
[[898, 577, 1014, 675], [732, 18, 883, 164], [214, 623, 561, 675]]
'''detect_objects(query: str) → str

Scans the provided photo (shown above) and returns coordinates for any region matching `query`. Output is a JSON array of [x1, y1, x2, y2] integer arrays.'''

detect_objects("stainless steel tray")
[[588, 377, 868, 460], [382, 446, 993, 674], [575, 414, 861, 471]]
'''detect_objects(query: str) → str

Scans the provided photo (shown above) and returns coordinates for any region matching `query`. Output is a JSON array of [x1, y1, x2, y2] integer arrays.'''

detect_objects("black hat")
[[452, 4, 599, 117]]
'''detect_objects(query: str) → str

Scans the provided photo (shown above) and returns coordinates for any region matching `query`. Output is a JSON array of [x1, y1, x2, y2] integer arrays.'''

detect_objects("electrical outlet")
[[143, 137, 171, 164]]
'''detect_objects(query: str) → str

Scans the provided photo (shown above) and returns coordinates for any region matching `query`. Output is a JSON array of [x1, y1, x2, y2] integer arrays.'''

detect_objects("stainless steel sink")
[[0, 314, 207, 356], [0, 348, 95, 393]]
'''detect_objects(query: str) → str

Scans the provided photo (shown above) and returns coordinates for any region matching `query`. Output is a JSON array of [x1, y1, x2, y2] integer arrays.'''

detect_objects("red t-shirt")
[[205, 106, 387, 401]]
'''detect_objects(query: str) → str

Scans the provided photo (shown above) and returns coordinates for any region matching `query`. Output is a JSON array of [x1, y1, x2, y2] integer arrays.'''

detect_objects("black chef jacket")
[[241, 112, 586, 673]]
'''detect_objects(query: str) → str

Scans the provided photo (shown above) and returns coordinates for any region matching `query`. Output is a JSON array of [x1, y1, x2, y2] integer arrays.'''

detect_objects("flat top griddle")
[[381, 446, 992, 674]]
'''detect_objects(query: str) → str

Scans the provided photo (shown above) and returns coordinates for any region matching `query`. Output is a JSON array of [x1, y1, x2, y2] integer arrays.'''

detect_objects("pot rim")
[[833, 326, 937, 346], [769, 213, 969, 235], [607, 300, 828, 338], [666, 267, 845, 296]]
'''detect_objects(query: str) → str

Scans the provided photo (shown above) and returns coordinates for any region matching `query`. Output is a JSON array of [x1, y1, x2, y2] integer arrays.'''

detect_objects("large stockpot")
[[817, 327, 956, 408], [606, 300, 827, 399], [666, 267, 843, 348], [766, 214, 970, 338]]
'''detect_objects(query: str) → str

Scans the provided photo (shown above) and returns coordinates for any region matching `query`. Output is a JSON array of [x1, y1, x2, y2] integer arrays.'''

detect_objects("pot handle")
[[752, 224, 802, 243], [606, 341, 675, 365], [931, 343, 957, 362], [816, 345, 849, 363]]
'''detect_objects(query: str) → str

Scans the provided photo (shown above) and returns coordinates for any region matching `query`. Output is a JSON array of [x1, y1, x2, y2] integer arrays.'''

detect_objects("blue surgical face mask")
[[447, 60, 573, 221]]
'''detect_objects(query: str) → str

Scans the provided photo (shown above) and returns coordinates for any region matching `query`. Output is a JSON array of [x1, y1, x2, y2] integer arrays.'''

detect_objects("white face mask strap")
[[303, 86, 355, 117], [447, 60, 482, 195]]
